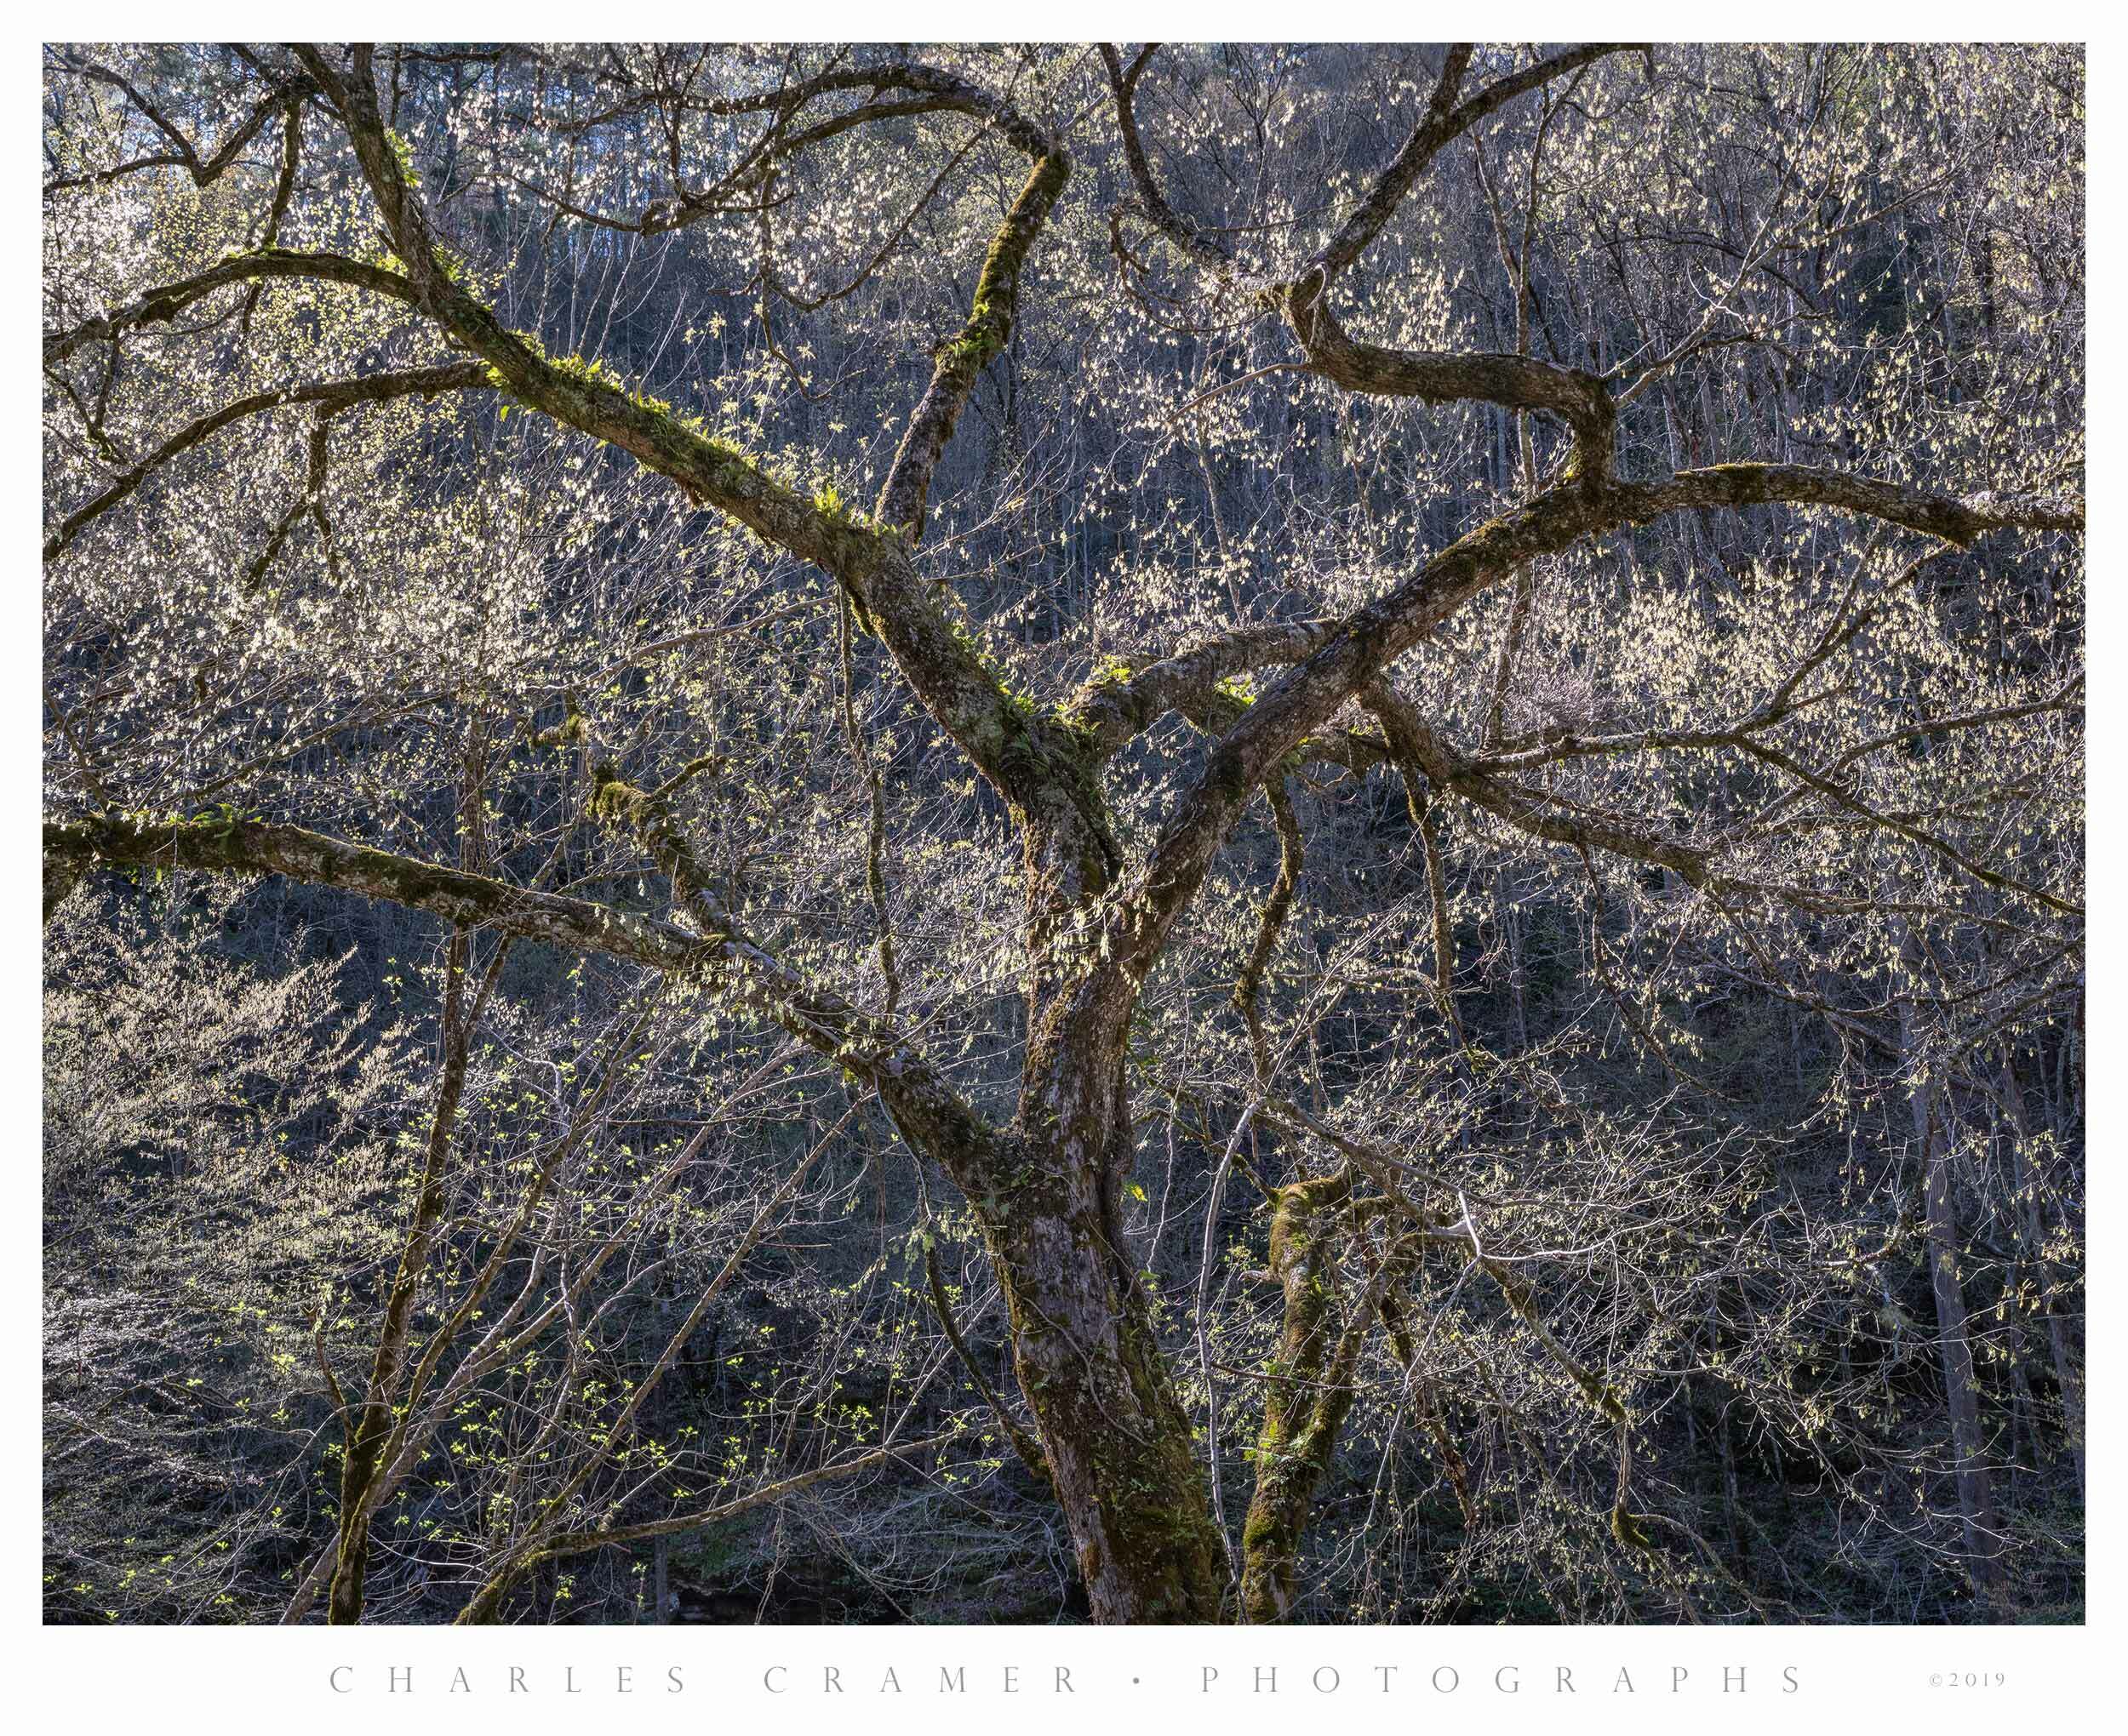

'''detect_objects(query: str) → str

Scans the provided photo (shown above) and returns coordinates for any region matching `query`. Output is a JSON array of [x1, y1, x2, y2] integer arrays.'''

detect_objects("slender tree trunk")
[[1496, 867, 1530, 1051], [1898, 930, 2005, 1610], [1914, 1086, 2006, 1608], [1237, 1175, 1357, 1622], [328, 927, 473, 1625], [1999, 1052, 2085, 1502]]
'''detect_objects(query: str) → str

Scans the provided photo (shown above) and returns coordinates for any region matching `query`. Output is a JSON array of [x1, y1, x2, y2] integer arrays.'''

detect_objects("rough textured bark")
[[1237, 1175, 1353, 1621]]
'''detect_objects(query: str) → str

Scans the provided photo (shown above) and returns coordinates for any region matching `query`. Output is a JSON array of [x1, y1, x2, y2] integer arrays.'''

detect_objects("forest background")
[[39, 38, 2085, 1626]]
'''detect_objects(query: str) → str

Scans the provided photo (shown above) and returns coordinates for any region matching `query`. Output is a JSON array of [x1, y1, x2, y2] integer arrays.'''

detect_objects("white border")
[[12, 10, 2113, 1732]]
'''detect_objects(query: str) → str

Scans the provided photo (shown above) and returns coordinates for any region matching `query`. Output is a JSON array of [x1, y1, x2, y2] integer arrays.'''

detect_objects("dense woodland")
[[42, 43, 2083, 1626]]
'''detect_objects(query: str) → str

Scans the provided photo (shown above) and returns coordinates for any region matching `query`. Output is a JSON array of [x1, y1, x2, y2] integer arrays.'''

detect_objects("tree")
[[44, 43, 2083, 1624]]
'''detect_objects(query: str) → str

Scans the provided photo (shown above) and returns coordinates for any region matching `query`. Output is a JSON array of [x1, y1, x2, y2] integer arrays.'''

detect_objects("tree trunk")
[[977, 1135, 1228, 1621], [328, 924, 475, 1625], [1237, 1175, 1358, 1623], [1914, 1086, 2007, 1608], [1998, 1052, 2085, 1502], [1898, 930, 2005, 1610]]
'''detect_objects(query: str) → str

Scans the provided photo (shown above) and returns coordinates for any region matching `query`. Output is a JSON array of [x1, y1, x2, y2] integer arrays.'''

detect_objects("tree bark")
[[1899, 929, 2006, 1610], [965, 1124, 1228, 1622], [1998, 1051, 2085, 1502], [1237, 1175, 1356, 1623]]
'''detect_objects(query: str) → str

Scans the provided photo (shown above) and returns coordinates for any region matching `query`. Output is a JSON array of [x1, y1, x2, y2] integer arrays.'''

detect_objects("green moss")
[[590, 776, 640, 825], [1610, 1503, 1656, 1551]]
